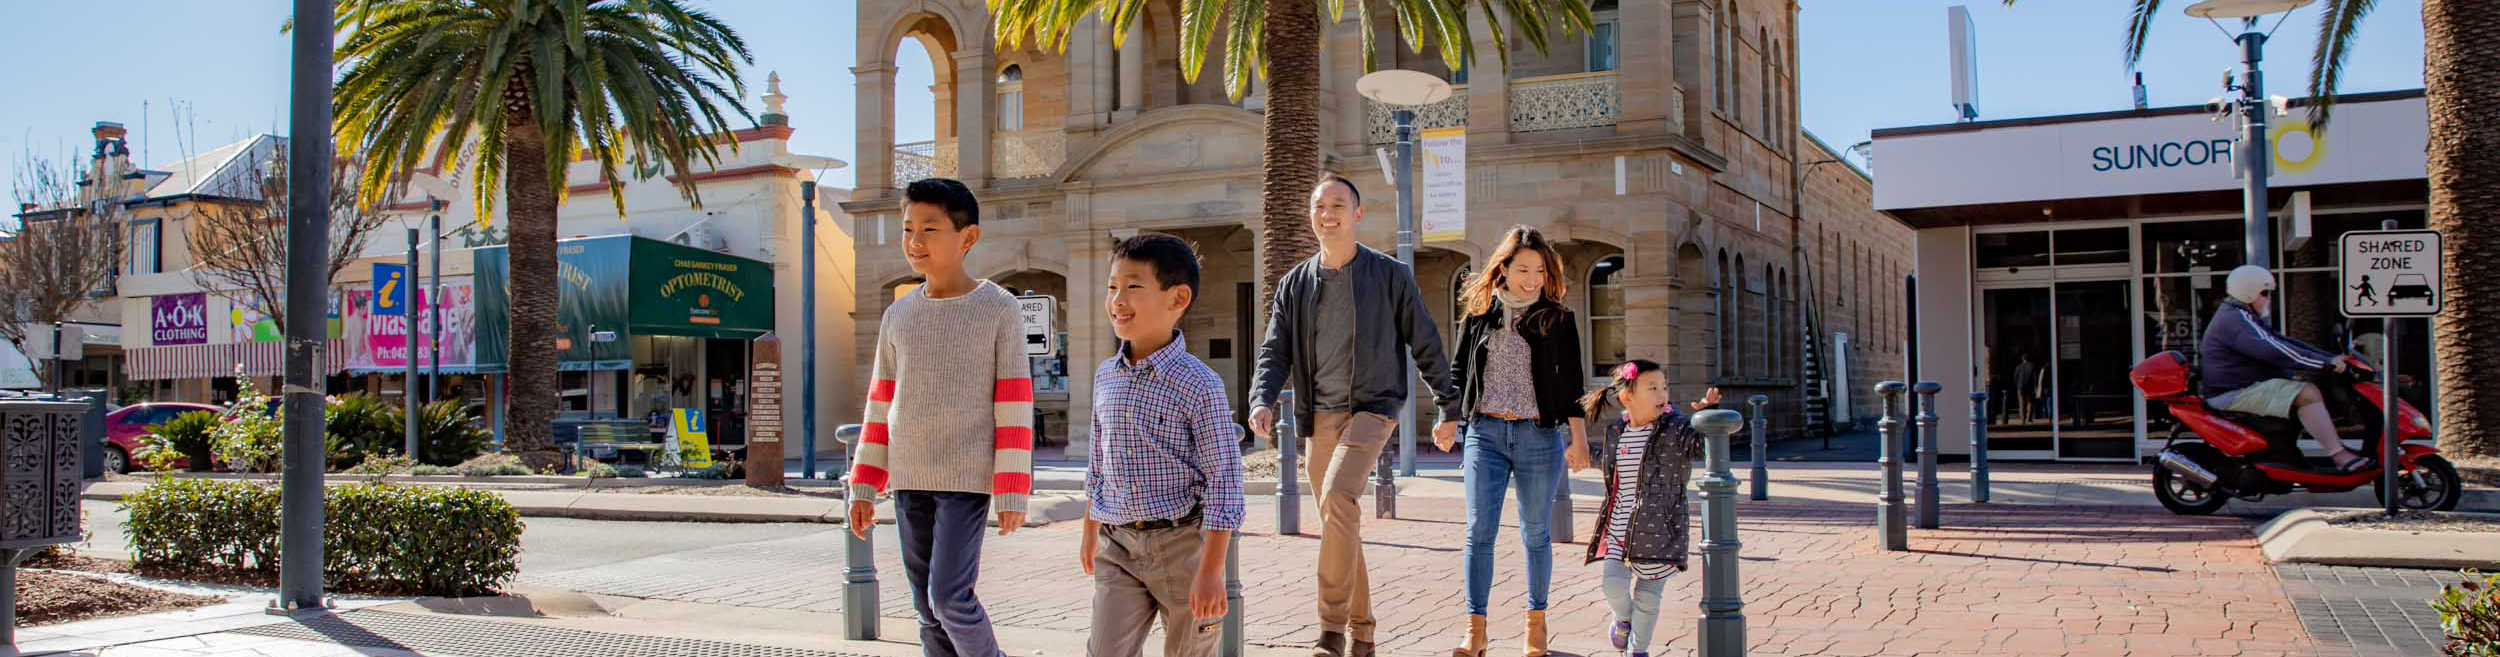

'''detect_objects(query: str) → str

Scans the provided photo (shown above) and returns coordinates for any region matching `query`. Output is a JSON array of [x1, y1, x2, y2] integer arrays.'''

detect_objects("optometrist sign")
[[2341, 229, 2442, 318]]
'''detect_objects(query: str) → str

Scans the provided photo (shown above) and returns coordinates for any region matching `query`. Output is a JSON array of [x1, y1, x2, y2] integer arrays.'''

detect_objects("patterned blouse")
[[1477, 305, 1541, 419], [1601, 423, 1677, 580]]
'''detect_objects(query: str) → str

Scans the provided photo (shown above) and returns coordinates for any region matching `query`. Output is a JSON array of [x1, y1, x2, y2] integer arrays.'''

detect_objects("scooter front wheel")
[[2154, 462, 2230, 515], [2373, 454, 2463, 512]]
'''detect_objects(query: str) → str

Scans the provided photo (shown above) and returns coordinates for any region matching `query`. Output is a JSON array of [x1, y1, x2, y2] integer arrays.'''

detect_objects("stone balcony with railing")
[[1364, 71, 1629, 142], [892, 139, 955, 187], [892, 130, 1070, 187], [1508, 71, 1621, 133]]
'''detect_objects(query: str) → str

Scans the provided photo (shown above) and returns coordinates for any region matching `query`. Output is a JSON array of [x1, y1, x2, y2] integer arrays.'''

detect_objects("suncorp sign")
[[1874, 94, 2423, 211], [2091, 138, 2236, 172]]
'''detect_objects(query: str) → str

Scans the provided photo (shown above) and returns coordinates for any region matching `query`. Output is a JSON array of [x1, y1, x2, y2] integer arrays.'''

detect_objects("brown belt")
[[1480, 411, 1536, 422]]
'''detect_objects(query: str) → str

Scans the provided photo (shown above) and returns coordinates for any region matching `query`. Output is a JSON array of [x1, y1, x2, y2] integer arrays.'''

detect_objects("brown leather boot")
[[1451, 614, 1487, 657], [1524, 610, 1550, 657]]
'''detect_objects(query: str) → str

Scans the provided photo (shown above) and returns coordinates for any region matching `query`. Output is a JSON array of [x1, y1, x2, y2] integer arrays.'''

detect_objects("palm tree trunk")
[[2425, 0, 2500, 456], [1258, 0, 1323, 310], [502, 100, 566, 472]]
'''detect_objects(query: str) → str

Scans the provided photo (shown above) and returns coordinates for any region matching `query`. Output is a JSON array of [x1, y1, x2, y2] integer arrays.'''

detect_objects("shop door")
[[2054, 280, 2137, 460], [1979, 286, 2055, 459]]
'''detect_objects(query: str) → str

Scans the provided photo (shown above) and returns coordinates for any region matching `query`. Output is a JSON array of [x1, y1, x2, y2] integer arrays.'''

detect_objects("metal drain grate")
[[231, 610, 877, 657]]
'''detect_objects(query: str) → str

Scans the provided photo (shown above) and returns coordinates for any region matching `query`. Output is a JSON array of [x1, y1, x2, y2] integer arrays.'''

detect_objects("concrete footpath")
[[81, 459, 2499, 525], [77, 479, 1091, 526]]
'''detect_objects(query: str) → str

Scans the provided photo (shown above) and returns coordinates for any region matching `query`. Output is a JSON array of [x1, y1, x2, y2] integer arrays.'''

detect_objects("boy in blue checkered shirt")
[[1081, 234, 1245, 657]]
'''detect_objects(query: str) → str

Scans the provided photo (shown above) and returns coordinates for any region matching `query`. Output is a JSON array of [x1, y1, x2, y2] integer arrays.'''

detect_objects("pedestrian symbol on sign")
[[2340, 229, 2442, 318]]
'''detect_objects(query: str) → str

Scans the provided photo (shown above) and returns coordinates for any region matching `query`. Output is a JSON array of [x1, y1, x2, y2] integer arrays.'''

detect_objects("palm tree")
[[989, 0, 1592, 310], [2008, 0, 2497, 456], [333, 0, 753, 470]]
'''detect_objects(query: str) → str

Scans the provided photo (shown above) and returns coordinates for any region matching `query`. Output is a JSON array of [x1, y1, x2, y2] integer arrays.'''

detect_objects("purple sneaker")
[[1611, 621, 1630, 650], [1631, 653, 1648, 657]]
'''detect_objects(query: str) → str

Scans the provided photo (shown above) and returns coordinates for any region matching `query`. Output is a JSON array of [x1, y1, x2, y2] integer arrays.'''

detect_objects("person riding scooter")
[[2199, 265, 2372, 474]]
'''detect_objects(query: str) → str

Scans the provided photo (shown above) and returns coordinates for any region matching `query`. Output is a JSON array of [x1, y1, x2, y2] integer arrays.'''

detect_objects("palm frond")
[[2307, 0, 2375, 129]]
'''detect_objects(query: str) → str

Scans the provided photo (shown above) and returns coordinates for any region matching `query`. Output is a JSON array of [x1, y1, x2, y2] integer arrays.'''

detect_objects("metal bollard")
[[1690, 409, 1749, 657], [1221, 531, 1244, 656], [1968, 392, 1991, 503], [1914, 382, 1942, 530], [1747, 395, 1770, 501], [1875, 382, 1908, 551], [1551, 432, 1574, 544], [1276, 391, 1301, 536], [834, 423, 879, 641], [1376, 430, 1398, 520]]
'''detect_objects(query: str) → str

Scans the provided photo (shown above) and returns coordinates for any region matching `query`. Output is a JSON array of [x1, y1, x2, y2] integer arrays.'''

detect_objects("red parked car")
[[103, 402, 221, 473]]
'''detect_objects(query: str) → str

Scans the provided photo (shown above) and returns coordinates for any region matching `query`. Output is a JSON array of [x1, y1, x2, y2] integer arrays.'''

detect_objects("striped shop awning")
[[125, 340, 349, 381]]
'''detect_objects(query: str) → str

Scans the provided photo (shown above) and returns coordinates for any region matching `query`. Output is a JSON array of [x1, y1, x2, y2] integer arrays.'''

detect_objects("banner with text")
[[1421, 126, 1467, 242]]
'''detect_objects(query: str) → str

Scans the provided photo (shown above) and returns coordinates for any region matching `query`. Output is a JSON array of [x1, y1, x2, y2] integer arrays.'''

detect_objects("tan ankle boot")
[[1524, 610, 1550, 657], [1451, 614, 1487, 657]]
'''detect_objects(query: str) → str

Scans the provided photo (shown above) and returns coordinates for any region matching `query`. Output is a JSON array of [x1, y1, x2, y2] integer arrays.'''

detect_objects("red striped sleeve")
[[862, 422, 890, 445], [993, 377, 1033, 402], [868, 379, 897, 402], [851, 464, 889, 490], [993, 471, 1032, 495], [994, 425, 1033, 451]]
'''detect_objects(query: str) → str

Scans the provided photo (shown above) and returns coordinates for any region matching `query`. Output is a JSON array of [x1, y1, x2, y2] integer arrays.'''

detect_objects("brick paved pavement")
[[526, 490, 2342, 656]]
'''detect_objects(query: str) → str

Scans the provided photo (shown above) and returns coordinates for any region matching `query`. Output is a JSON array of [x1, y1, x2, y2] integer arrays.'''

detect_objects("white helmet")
[[2226, 265, 2274, 305]]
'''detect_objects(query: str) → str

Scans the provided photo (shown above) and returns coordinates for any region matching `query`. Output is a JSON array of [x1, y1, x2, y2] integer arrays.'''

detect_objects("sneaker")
[[1611, 621, 1631, 650], [1312, 631, 1346, 657]]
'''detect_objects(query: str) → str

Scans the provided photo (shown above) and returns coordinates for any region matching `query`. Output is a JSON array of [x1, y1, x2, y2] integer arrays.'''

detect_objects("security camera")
[[2270, 95, 2291, 118]]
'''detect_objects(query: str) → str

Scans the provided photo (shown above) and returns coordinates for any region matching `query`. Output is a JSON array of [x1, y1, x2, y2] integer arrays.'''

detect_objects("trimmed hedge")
[[119, 478, 523, 596]]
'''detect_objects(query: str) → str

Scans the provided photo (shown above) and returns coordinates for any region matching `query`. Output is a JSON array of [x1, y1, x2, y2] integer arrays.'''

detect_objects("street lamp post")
[[277, 0, 333, 613], [771, 153, 846, 481], [2184, 0, 2315, 278], [1356, 70, 1450, 491]]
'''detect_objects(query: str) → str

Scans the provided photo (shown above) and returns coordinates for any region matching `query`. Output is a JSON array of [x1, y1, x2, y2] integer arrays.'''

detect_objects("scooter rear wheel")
[[2154, 462, 2230, 515], [2372, 454, 2463, 512]]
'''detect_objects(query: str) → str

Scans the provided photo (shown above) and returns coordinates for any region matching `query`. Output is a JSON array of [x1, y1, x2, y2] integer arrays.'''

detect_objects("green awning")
[[627, 237, 775, 339], [474, 235, 775, 371]]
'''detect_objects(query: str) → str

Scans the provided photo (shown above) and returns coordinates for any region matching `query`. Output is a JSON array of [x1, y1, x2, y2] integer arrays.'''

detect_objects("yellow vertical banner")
[[671, 408, 714, 469], [1420, 126, 1468, 242]]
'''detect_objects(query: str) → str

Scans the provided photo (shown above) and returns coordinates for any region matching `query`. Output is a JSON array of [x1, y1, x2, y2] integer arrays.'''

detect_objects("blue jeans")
[[895, 490, 999, 657], [1460, 416, 1564, 615], [1602, 559, 1667, 653]]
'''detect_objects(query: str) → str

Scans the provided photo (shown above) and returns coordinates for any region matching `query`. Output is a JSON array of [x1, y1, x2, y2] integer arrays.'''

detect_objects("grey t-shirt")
[[1312, 263, 1357, 412]]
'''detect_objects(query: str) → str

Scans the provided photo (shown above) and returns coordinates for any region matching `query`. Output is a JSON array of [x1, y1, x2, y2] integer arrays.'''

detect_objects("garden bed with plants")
[[102, 477, 525, 597], [9, 555, 221, 626]]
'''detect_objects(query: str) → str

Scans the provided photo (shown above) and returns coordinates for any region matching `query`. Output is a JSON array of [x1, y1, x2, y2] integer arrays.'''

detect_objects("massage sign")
[[151, 293, 208, 345]]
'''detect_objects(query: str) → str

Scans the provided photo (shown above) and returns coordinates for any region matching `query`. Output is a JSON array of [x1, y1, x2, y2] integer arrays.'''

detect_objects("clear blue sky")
[[1, 1, 2425, 194]]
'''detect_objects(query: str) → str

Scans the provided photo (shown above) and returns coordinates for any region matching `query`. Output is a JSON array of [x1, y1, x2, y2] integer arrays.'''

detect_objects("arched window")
[[1759, 28, 1772, 138], [1589, 256, 1627, 377], [1768, 265, 1782, 379], [1716, 249, 1733, 378], [996, 64, 1025, 131]]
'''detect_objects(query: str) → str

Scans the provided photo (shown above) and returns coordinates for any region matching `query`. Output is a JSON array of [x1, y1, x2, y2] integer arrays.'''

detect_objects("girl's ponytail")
[[1579, 381, 1621, 423], [1582, 359, 1667, 422]]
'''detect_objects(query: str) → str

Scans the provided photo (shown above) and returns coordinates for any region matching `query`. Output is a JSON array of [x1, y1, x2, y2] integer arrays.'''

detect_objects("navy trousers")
[[895, 490, 1000, 657]]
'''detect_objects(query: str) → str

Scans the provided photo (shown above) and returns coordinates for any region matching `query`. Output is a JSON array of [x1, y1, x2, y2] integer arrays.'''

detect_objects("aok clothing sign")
[[150, 294, 208, 345]]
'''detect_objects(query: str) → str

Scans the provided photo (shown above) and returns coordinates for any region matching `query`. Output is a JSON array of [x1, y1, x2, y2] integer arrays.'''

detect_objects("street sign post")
[[2341, 226, 2440, 518], [1015, 295, 1056, 357]]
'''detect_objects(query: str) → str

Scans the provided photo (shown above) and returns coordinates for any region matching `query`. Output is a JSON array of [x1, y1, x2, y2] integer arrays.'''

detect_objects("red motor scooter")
[[2131, 350, 2461, 515]]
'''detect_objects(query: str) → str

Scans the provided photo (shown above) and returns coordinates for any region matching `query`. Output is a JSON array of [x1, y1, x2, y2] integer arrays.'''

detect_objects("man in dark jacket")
[[2200, 265, 2369, 472], [1248, 175, 1461, 657]]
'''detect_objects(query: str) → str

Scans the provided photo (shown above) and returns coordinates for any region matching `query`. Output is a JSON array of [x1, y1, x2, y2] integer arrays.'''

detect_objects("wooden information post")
[[746, 333, 786, 487]]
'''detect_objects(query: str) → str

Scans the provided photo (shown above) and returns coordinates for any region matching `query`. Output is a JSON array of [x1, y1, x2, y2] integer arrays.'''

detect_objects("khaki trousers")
[[1089, 522, 1218, 657], [1305, 411, 1394, 642]]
